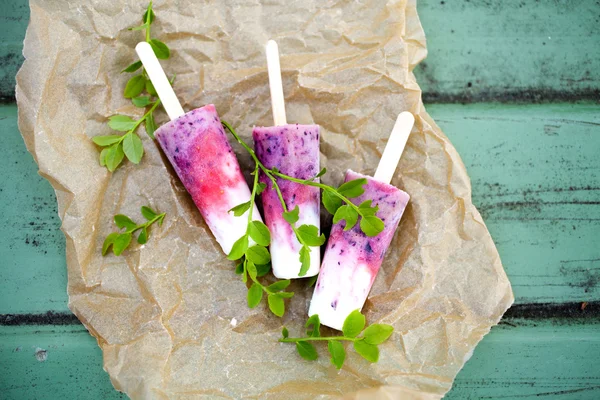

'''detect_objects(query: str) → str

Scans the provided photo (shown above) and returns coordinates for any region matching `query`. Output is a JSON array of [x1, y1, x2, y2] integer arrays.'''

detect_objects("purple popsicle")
[[253, 124, 321, 278], [309, 170, 409, 330], [155, 104, 261, 255]]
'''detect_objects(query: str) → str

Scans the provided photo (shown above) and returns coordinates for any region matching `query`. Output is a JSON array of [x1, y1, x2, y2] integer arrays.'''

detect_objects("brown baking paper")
[[16, 0, 513, 398]]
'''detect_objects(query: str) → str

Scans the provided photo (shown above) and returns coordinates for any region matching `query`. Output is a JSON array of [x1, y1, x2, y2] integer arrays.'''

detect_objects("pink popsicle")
[[253, 124, 321, 278], [155, 104, 260, 254], [309, 170, 409, 330]]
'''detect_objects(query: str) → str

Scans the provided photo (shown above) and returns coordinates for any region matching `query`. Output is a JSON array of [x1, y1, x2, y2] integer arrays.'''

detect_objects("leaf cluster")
[[227, 168, 294, 317], [103, 206, 165, 256], [280, 310, 394, 369], [92, 2, 172, 171]]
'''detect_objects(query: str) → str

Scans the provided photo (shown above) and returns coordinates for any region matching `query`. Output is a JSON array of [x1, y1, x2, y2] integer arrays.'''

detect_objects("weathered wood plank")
[[1, 322, 598, 399], [1, 103, 599, 314], [415, 0, 600, 102], [0, 104, 67, 314], [0, 0, 29, 100], [447, 321, 600, 399], [427, 103, 600, 303], [0, 325, 124, 399], [1, 0, 599, 101]]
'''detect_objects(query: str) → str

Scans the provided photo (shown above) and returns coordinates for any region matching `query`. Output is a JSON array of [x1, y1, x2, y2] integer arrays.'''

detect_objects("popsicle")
[[252, 40, 321, 279], [309, 112, 415, 330], [135, 42, 261, 255]]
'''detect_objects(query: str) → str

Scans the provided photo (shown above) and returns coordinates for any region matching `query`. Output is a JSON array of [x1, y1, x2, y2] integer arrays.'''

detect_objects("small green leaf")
[[268, 293, 285, 317], [108, 115, 137, 132], [137, 227, 148, 244], [338, 178, 368, 198], [296, 224, 326, 247], [342, 310, 365, 338], [248, 221, 271, 246], [360, 215, 385, 237], [255, 262, 271, 277], [228, 202, 251, 217], [246, 261, 257, 280], [353, 339, 379, 363], [298, 246, 310, 277], [122, 60, 143, 73], [235, 262, 244, 275], [328, 340, 346, 369], [141, 206, 158, 220], [102, 232, 119, 255], [227, 235, 248, 260], [277, 291, 294, 298], [114, 214, 137, 230], [247, 283, 263, 308], [315, 167, 327, 179], [363, 324, 394, 345], [145, 80, 157, 95], [267, 280, 291, 292], [99, 148, 108, 166], [322, 190, 342, 214], [105, 143, 125, 172], [255, 182, 267, 195], [145, 112, 156, 139], [149, 39, 170, 59], [333, 205, 359, 231], [282, 327, 289, 339], [246, 245, 270, 265], [241, 264, 248, 283], [143, 2, 155, 24], [123, 133, 144, 164], [296, 341, 318, 361], [132, 96, 152, 107], [305, 314, 320, 337], [113, 233, 133, 256], [129, 24, 148, 31], [306, 274, 319, 287], [124, 75, 146, 98], [358, 200, 379, 217], [283, 205, 300, 224], [93, 135, 122, 146], [157, 213, 165, 226]]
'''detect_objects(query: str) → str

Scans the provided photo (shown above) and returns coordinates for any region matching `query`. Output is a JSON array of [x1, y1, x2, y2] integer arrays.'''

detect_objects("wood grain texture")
[[0, 325, 125, 400], [0, 0, 29, 100], [427, 103, 600, 303], [415, 0, 600, 102], [1, 322, 598, 399], [1, 0, 599, 101], [0, 105, 67, 314]]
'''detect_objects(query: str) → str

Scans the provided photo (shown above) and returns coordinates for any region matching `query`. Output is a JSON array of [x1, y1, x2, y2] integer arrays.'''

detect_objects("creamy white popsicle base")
[[309, 170, 409, 330]]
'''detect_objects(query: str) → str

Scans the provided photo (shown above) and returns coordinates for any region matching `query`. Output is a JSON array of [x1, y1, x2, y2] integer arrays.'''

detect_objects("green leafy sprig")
[[93, 2, 172, 171], [227, 165, 295, 317], [280, 311, 394, 369], [223, 121, 327, 278], [103, 206, 165, 256], [222, 122, 384, 277]]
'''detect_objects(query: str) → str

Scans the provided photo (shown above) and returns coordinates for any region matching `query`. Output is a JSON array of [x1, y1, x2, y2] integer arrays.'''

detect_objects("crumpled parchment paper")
[[16, 0, 514, 398]]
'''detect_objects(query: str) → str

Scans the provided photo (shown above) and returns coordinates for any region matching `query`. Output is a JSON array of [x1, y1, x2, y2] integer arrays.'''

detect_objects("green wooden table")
[[1, 1, 599, 398]]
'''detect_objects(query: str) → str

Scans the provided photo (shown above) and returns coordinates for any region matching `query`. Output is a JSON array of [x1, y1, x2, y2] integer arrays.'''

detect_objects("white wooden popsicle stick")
[[266, 40, 287, 126], [373, 112, 415, 184], [135, 42, 185, 121]]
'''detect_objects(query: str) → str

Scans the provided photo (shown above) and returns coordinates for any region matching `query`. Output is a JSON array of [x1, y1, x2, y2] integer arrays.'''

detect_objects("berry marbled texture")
[[253, 124, 321, 278], [156, 104, 260, 254], [309, 170, 409, 330]]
